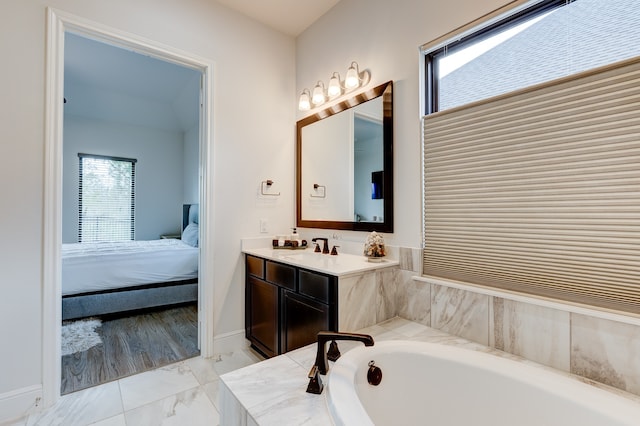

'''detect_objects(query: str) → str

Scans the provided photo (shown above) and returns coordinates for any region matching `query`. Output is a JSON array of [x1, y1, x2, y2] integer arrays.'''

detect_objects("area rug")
[[61, 318, 103, 356]]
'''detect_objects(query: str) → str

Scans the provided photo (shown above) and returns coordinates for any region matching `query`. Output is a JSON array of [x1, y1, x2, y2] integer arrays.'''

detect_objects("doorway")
[[61, 31, 202, 394], [44, 8, 215, 406]]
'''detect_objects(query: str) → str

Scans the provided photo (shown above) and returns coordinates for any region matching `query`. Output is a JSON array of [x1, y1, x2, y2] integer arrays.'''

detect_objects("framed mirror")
[[296, 81, 393, 232]]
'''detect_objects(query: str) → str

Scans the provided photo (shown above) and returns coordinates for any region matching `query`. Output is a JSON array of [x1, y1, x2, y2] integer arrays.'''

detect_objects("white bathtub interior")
[[328, 340, 640, 426]]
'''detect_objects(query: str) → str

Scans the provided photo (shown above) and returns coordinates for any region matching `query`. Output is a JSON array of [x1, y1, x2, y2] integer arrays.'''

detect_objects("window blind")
[[422, 56, 640, 316], [78, 153, 136, 242]]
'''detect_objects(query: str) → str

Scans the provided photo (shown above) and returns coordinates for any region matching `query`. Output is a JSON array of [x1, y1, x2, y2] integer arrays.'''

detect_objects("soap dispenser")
[[291, 228, 302, 246]]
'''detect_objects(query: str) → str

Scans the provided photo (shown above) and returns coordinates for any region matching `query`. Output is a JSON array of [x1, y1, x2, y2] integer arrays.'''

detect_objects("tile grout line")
[[117, 379, 126, 425]]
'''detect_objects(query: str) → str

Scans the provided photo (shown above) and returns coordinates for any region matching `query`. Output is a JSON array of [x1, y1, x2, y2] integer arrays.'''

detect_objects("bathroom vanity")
[[243, 247, 399, 358]]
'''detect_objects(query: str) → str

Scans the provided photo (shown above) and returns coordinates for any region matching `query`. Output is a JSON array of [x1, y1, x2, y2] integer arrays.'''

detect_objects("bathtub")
[[327, 340, 640, 426]]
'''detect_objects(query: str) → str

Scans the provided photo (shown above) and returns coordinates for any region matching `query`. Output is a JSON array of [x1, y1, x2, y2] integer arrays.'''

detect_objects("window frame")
[[422, 0, 571, 115], [78, 153, 137, 243]]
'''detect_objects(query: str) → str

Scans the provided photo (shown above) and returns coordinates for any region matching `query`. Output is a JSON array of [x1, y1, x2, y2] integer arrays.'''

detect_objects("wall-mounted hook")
[[261, 179, 280, 196], [310, 183, 326, 198]]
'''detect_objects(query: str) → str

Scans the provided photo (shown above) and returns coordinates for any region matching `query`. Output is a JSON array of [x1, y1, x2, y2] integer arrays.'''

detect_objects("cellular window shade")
[[422, 57, 640, 316], [78, 154, 136, 242]]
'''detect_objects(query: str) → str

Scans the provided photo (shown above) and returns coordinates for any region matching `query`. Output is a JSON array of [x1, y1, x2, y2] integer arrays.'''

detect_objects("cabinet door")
[[281, 291, 331, 353], [247, 276, 279, 358]]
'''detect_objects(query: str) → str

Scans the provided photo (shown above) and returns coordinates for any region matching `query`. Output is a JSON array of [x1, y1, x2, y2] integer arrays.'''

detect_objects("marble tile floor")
[[3, 348, 263, 426]]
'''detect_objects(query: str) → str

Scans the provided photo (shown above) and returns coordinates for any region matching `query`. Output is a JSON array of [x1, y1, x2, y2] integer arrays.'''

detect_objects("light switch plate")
[[260, 218, 268, 233]]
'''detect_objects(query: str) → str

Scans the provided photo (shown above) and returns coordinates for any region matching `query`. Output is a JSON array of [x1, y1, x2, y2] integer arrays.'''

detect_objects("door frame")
[[43, 7, 215, 407]]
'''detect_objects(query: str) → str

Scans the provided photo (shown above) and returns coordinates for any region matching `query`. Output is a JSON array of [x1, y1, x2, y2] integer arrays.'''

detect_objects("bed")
[[62, 204, 199, 320]]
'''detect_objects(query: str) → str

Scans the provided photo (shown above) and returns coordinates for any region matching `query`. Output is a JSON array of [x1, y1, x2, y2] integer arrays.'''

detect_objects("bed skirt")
[[62, 279, 198, 321]]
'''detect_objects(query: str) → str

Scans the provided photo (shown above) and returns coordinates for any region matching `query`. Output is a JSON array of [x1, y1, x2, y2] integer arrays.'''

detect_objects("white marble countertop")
[[219, 317, 640, 426], [242, 247, 398, 277]]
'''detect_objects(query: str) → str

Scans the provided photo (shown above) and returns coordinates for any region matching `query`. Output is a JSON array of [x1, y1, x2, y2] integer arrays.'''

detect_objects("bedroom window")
[[78, 153, 137, 242]]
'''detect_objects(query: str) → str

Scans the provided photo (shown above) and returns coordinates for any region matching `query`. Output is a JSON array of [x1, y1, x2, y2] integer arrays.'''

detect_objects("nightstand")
[[160, 234, 181, 239]]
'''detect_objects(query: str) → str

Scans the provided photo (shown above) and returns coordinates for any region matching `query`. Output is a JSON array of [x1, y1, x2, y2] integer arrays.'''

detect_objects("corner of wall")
[[0, 385, 43, 424]]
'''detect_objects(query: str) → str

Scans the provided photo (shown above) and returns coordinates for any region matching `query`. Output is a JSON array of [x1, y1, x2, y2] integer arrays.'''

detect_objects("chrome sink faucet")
[[311, 237, 329, 254], [306, 331, 375, 394]]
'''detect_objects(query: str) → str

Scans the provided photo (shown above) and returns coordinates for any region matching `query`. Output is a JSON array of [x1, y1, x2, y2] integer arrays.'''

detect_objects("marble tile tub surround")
[[405, 276, 640, 398], [571, 314, 640, 396], [338, 268, 398, 331], [219, 316, 640, 426], [5, 349, 262, 426]]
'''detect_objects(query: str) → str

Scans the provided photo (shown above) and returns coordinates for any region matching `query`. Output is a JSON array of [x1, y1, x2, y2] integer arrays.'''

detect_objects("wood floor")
[[61, 304, 199, 395]]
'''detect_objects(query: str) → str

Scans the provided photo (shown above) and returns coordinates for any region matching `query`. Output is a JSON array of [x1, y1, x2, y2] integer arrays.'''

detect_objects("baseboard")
[[213, 329, 248, 355], [0, 385, 42, 424]]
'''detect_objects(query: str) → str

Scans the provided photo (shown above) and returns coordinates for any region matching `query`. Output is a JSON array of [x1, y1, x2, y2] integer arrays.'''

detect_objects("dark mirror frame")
[[296, 80, 393, 232]]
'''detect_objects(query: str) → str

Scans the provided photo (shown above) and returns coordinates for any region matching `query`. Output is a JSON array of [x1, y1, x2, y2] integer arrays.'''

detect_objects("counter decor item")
[[364, 231, 386, 262], [272, 238, 308, 250]]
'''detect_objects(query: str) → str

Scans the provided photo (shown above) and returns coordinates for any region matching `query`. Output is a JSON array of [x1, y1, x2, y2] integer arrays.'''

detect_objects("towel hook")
[[261, 179, 280, 196], [310, 183, 326, 198]]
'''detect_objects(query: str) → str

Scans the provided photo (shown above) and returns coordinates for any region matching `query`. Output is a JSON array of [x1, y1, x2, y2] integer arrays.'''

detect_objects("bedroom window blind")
[[78, 153, 137, 242], [422, 56, 640, 316]]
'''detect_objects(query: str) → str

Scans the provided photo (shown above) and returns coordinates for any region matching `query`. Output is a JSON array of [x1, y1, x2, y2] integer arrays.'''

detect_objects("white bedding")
[[62, 239, 198, 296]]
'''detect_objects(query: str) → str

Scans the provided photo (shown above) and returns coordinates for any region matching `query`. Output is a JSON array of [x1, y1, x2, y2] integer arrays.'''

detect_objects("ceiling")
[[215, 0, 341, 36], [64, 33, 201, 132]]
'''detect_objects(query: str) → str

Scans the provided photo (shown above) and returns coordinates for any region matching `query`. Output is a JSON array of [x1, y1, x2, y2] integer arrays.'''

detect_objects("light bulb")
[[345, 62, 360, 89], [327, 72, 342, 97], [311, 81, 325, 106], [298, 89, 310, 111]]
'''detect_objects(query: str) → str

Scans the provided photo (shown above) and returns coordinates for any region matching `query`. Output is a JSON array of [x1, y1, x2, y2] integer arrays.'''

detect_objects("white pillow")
[[182, 223, 199, 247]]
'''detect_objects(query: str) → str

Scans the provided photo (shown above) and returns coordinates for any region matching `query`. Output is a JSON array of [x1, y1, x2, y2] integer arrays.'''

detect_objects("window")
[[421, 0, 640, 315], [78, 154, 137, 242], [423, 0, 640, 113]]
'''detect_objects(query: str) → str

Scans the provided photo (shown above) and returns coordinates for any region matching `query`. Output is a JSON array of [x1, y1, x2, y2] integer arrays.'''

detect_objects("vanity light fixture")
[[298, 61, 371, 111], [312, 81, 326, 106], [298, 89, 311, 111]]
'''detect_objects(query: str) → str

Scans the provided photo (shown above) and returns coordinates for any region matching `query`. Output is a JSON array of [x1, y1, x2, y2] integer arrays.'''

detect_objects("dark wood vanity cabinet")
[[245, 254, 338, 358]]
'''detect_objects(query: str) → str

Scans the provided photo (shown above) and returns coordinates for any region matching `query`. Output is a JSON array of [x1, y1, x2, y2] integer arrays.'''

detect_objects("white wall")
[[0, 0, 294, 419], [296, 0, 509, 247], [62, 115, 186, 242]]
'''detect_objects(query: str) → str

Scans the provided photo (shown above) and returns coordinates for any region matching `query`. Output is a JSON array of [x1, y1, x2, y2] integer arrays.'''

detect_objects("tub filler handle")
[[306, 331, 375, 395], [314, 331, 375, 376], [306, 365, 324, 395]]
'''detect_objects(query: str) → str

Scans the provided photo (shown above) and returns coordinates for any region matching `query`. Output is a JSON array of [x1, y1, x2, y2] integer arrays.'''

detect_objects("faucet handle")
[[306, 365, 324, 394], [330, 245, 339, 255], [314, 243, 321, 253], [327, 340, 341, 361]]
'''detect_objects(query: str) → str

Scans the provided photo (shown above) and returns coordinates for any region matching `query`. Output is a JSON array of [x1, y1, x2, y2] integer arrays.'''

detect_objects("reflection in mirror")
[[354, 106, 384, 223], [296, 81, 393, 232]]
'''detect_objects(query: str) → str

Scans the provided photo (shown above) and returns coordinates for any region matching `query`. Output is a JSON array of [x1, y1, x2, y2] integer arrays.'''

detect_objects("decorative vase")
[[363, 231, 386, 261]]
